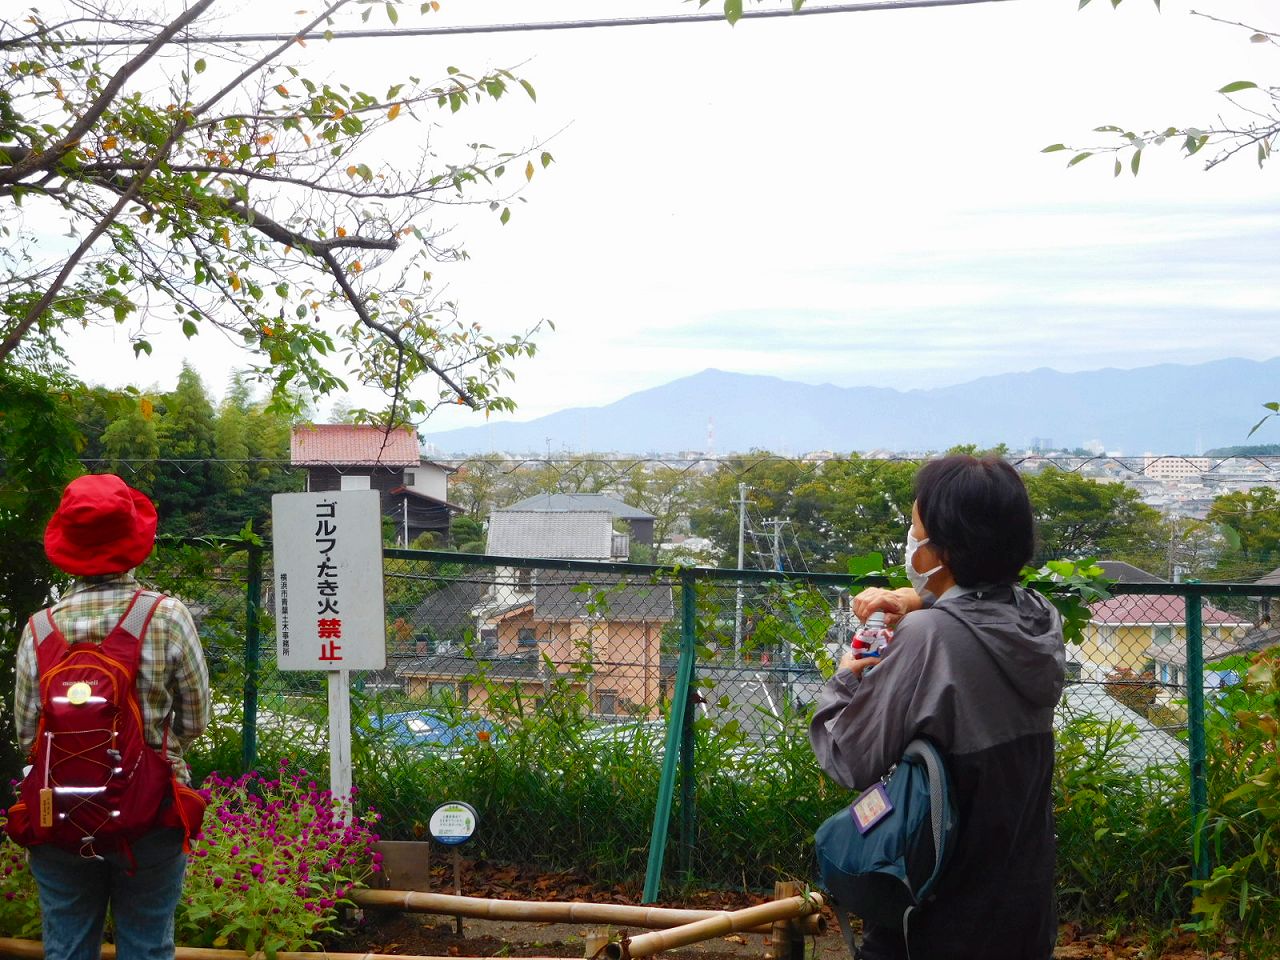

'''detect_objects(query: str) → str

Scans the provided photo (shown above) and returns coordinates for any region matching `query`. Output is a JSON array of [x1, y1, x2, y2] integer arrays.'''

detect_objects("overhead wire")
[[32, 0, 1023, 47]]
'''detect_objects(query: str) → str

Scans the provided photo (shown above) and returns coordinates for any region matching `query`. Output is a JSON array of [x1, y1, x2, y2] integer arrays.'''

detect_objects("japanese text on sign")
[[272, 490, 386, 672]]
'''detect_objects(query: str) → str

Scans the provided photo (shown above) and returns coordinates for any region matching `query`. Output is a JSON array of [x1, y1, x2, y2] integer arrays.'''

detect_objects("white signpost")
[[271, 490, 386, 813]]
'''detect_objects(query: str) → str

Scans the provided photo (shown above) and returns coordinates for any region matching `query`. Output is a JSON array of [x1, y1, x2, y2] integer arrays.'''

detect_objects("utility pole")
[[733, 483, 747, 663]]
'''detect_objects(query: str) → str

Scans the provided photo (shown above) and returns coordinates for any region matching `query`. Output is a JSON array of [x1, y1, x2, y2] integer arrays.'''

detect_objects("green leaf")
[[1130, 149, 1141, 176], [499, 206, 510, 225], [519, 79, 536, 102], [1067, 151, 1092, 167], [725, 0, 743, 24], [847, 552, 886, 578], [386, 2, 398, 25], [1218, 81, 1257, 94], [1041, 143, 1068, 153], [194, 58, 206, 74], [1113, 158, 1122, 178]]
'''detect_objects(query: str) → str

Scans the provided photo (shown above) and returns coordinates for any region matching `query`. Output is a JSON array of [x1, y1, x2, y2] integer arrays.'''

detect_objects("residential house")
[[1079, 593, 1251, 684], [502, 493, 657, 546], [290, 424, 460, 544], [397, 505, 674, 718]]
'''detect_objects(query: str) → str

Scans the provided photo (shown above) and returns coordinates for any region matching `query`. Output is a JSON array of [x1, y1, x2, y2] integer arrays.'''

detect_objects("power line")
[[36, 0, 1020, 47]]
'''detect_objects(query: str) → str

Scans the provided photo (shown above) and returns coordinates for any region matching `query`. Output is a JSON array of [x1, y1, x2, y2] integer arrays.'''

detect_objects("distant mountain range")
[[423, 357, 1280, 456]]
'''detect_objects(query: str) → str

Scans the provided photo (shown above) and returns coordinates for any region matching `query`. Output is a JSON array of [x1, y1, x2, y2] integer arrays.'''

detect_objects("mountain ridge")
[[423, 357, 1280, 456]]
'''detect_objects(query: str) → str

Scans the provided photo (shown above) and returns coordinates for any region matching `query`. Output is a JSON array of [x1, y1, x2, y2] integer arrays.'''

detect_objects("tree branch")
[[0, 0, 216, 186], [319, 248, 476, 408]]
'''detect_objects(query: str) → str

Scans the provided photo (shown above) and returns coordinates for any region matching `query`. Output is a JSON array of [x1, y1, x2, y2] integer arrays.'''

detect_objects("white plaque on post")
[[271, 489, 387, 671]]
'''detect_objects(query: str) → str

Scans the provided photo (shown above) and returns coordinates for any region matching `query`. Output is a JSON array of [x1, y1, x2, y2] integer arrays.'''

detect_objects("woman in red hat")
[[12, 474, 210, 960]]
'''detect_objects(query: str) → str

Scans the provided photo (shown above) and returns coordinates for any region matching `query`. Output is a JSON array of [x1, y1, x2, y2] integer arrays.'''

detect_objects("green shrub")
[[1188, 651, 1280, 957]]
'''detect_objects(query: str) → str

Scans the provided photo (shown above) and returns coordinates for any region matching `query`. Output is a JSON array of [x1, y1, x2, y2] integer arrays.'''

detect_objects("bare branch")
[[319, 248, 476, 408], [0, 0, 216, 186]]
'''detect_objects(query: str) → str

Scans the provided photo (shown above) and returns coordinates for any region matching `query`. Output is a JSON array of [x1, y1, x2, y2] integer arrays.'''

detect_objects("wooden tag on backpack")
[[39, 788, 54, 828]]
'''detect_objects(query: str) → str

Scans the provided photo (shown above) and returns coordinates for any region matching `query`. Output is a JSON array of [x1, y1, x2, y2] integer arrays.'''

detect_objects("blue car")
[[367, 710, 499, 755]]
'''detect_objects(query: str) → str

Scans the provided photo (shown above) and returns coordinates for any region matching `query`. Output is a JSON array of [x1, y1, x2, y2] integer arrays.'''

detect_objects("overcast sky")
[[62, 0, 1280, 431]]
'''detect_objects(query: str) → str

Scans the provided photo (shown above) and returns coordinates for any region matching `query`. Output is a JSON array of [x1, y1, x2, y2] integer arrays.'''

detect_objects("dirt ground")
[[334, 911, 1233, 960], [329, 860, 1233, 960]]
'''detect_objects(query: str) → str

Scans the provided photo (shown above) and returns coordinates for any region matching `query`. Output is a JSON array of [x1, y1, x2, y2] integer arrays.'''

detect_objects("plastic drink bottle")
[[851, 611, 893, 660]]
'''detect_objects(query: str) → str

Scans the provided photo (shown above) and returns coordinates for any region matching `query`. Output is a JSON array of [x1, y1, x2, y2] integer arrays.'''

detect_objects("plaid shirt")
[[14, 572, 210, 784]]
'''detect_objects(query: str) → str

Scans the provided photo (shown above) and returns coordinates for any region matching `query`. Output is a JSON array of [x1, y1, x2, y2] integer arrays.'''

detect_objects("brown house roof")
[[291, 424, 420, 467]]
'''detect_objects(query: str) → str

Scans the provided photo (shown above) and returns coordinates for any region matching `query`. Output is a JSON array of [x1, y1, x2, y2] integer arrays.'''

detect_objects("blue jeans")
[[27, 828, 187, 960]]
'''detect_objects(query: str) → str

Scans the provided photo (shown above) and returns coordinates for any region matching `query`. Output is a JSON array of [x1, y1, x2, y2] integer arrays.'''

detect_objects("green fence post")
[[1184, 581, 1209, 882], [643, 570, 697, 903], [678, 573, 698, 882], [241, 541, 263, 775]]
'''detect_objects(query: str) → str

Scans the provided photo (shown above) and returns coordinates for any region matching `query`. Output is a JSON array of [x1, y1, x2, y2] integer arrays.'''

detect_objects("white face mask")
[[904, 529, 943, 595]]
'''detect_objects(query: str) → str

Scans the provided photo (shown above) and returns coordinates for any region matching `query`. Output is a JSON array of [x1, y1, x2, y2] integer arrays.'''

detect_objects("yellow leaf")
[[229, 273, 241, 291], [303, 133, 312, 146], [219, 226, 230, 247], [388, 102, 401, 120], [102, 136, 117, 151], [275, 84, 289, 96], [333, 107, 346, 120], [431, 1, 440, 9], [257, 134, 273, 145], [140, 398, 153, 420], [350, 261, 363, 273], [346, 165, 358, 177], [336, 226, 347, 237], [525, 160, 534, 181]]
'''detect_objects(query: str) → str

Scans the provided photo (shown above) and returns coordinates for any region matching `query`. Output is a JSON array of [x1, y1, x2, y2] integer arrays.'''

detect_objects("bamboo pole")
[[0, 941, 566, 960], [603, 892, 823, 960], [351, 889, 823, 936]]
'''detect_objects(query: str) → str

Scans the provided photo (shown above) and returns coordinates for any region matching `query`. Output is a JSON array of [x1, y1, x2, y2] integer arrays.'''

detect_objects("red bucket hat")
[[44, 474, 158, 576]]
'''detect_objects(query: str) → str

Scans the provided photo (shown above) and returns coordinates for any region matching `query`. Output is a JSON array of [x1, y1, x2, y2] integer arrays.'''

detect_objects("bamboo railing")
[[351, 889, 825, 936]]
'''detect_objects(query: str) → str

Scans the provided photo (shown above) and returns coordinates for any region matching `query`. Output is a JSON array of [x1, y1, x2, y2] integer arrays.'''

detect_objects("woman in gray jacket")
[[811, 455, 1066, 960]]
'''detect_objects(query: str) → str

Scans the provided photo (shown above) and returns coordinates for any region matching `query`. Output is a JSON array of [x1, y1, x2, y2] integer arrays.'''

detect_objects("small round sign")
[[428, 801, 477, 846], [67, 682, 92, 706]]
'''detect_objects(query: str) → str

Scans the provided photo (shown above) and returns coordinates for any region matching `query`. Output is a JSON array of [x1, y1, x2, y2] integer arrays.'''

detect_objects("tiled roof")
[[291, 424, 420, 466], [1096, 561, 1166, 584], [533, 571, 674, 622], [1089, 595, 1250, 626], [407, 580, 489, 641], [1256, 566, 1280, 586], [504, 493, 655, 521], [395, 650, 545, 681], [485, 510, 615, 559]]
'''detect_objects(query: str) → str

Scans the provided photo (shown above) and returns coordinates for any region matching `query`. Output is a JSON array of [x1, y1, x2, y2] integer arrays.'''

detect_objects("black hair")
[[913, 455, 1034, 586]]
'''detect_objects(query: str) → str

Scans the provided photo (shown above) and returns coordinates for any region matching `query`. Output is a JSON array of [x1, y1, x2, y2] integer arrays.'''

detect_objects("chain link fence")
[[139, 540, 1280, 910]]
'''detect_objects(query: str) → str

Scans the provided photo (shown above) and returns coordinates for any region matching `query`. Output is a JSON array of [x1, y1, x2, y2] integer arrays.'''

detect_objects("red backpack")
[[7, 589, 204, 859]]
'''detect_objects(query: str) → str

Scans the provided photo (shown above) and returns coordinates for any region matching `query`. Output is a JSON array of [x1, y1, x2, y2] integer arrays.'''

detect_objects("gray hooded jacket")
[[810, 584, 1065, 960]]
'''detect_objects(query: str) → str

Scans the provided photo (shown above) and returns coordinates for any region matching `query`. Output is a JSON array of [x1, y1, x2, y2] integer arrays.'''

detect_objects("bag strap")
[[901, 738, 955, 901], [30, 608, 68, 677], [100, 590, 167, 667]]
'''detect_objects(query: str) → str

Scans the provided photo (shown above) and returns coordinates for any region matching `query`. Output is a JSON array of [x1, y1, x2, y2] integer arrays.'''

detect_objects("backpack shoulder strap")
[[30, 608, 69, 677], [100, 590, 168, 665], [902, 738, 956, 901]]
